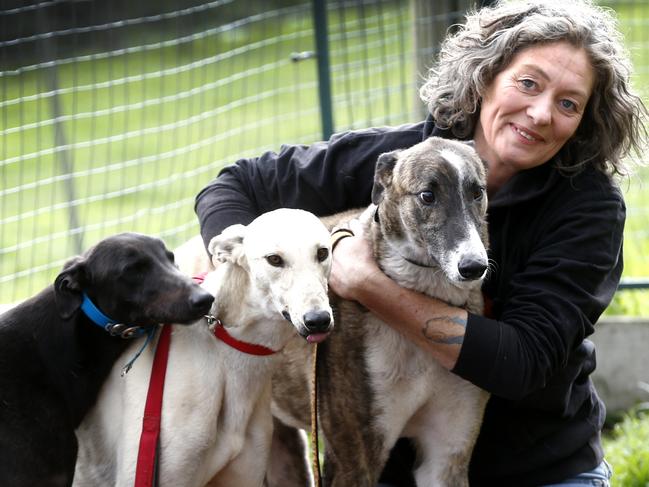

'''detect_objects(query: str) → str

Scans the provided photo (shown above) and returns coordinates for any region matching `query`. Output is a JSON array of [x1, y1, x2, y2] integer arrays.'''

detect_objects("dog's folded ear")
[[54, 256, 86, 319], [371, 150, 400, 205], [208, 224, 248, 269]]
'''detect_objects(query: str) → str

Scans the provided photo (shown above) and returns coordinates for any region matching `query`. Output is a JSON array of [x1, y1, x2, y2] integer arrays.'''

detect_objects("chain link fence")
[[1, 0, 648, 313]]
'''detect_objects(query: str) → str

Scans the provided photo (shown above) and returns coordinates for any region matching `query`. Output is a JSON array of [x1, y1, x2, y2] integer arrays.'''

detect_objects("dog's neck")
[[204, 263, 295, 354], [24, 288, 135, 428]]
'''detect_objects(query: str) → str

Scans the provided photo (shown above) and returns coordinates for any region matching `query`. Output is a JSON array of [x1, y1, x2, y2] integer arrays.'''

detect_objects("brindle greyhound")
[[268, 137, 490, 487]]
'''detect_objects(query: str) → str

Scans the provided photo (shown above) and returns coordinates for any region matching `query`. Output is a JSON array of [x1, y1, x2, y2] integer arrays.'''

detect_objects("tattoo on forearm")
[[422, 315, 466, 346]]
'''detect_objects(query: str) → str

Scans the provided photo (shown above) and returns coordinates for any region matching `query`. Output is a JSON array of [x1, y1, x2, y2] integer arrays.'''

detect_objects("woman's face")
[[474, 41, 595, 188]]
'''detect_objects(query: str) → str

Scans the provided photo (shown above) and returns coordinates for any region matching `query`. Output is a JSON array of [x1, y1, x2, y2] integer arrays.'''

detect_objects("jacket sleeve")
[[452, 181, 625, 401], [195, 124, 424, 247]]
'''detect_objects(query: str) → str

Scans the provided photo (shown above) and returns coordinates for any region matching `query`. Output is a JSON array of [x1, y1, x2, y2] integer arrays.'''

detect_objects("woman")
[[195, 0, 647, 485]]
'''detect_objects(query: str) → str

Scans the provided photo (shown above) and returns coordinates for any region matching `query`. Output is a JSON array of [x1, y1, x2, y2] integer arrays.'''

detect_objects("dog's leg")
[[204, 427, 272, 487], [412, 385, 488, 487], [316, 337, 392, 487], [320, 430, 392, 487], [265, 418, 313, 487]]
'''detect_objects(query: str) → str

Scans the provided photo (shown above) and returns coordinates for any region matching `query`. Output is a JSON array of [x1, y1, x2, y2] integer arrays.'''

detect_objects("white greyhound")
[[74, 208, 334, 487]]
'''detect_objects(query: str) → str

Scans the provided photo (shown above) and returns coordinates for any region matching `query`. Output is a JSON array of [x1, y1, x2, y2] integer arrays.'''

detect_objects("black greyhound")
[[0, 232, 214, 487]]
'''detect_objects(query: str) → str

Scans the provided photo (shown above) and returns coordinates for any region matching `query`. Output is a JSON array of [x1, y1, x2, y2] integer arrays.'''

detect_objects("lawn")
[[604, 406, 649, 487]]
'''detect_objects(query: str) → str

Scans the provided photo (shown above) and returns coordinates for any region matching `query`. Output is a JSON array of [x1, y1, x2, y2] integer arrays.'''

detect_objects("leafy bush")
[[604, 405, 649, 487]]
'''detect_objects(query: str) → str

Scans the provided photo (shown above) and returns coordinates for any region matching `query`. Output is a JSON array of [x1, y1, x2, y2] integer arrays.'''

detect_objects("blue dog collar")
[[80, 292, 148, 339], [80, 292, 160, 376]]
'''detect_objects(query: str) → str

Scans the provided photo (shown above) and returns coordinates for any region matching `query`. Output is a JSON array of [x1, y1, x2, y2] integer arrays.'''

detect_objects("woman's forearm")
[[354, 270, 466, 370], [329, 234, 466, 370]]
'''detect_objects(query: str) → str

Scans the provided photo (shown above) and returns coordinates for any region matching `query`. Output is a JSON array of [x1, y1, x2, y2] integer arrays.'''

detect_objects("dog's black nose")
[[189, 290, 214, 312], [458, 257, 487, 281], [303, 310, 331, 332]]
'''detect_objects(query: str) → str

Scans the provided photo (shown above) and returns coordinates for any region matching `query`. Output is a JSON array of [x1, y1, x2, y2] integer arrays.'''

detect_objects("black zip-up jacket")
[[195, 116, 625, 486]]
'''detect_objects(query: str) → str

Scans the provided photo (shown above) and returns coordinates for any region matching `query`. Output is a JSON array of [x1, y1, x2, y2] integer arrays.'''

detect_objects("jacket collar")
[[487, 162, 558, 209]]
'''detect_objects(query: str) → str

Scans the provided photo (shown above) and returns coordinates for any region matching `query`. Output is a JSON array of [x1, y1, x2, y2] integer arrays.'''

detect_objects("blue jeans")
[[376, 460, 613, 487], [540, 461, 612, 487]]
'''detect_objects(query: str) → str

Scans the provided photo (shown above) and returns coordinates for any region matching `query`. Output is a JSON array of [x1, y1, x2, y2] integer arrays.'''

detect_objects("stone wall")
[[591, 318, 649, 412]]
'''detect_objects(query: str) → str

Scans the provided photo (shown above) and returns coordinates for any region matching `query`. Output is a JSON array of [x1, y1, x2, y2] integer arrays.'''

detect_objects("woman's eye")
[[418, 191, 435, 205], [265, 254, 284, 267], [518, 78, 536, 90], [316, 247, 329, 262], [560, 99, 577, 111]]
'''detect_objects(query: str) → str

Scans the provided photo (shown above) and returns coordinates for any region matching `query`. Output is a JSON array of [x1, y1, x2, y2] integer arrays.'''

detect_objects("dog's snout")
[[458, 257, 487, 281], [303, 310, 332, 333], [189, 289, 215, 313]]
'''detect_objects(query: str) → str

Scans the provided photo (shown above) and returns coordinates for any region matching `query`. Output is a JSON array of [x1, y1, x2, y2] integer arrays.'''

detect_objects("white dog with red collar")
[[74, 208, 333, 487]]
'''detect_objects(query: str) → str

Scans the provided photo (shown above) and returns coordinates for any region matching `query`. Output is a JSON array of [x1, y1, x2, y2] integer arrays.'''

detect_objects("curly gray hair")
[[419, 0, 647, 175]]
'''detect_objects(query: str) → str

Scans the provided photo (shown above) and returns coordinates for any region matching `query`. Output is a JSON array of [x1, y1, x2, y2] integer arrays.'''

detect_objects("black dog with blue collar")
[[0, 232, 214, 486]]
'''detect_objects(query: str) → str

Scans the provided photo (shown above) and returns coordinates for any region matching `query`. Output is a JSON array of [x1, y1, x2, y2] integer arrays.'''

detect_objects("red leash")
[[133, 324, 172, 487], [133, 272, 278, 487], [132, 275, 211, 487]]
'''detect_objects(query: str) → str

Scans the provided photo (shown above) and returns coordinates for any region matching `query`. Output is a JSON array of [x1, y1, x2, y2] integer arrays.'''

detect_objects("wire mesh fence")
[[1, 0, 648, 314]]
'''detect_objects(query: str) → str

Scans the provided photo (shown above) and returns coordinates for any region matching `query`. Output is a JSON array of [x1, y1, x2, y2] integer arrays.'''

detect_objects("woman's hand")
[[329, 220, 384, 302], [328, 219, 465, 371]]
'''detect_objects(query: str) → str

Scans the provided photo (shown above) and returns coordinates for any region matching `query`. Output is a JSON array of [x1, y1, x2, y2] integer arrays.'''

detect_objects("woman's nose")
[[527, 96, 552, 126]]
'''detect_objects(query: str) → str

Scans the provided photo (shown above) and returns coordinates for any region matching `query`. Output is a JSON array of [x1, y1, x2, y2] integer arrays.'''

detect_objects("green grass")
[[604, 407, 649, 486], [1, 1, 648, 312], [602, 2, 649, 317]]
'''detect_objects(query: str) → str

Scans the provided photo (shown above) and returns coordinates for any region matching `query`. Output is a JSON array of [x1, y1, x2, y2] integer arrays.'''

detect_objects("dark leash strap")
[[133, 323, 171, 487], [310, 342, 322, 487], [309, 226, 354, 486]]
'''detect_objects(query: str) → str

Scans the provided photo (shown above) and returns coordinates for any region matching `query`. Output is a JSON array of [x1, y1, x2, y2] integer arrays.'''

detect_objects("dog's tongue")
[[306, 333, 329, 344]]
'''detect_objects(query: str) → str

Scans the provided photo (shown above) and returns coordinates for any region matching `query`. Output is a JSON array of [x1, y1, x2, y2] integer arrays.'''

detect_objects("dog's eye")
[[123, 260, 148, 275], [418, 191, 435, 205], [265, 254, 284, 267], [316, 247, 329, 262], [472, 187, 485, 201]]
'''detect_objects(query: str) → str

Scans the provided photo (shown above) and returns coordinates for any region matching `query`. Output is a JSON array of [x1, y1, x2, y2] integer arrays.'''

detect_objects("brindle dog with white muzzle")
[[268, 136, 490, 487]]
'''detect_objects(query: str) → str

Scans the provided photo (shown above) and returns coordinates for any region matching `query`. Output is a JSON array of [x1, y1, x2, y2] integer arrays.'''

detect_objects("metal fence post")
[[411, 0, 496, 119], [312, 0, 334, 140], [36, 7, 84, 255]]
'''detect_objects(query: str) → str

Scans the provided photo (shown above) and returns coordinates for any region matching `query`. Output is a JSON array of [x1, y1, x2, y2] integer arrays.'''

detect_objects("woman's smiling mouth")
[[511, 123, 543, 142]]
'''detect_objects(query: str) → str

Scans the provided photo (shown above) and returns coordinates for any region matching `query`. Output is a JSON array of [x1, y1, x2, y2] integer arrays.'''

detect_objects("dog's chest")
[[158, 328, 277, 483], [364, 315, 444, 389], [363, 314, 481, 444]]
